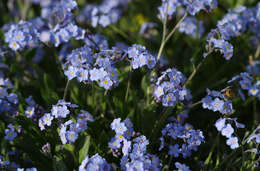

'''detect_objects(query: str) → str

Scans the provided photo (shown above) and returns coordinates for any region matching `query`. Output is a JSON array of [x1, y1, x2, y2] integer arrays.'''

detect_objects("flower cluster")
[[84, 34, 109, 50], [59, 110, 94, 144], [0, 74, 18, 115], [108, 118, 161, 170], [30, 0, 85, 47], [202, 88, 234, 114], [64, 45, 119, 90], [206, 36, 234, 60], [77, 0, 130, 27], [126, 44, 157, 70], [38, 100, 93, 144], [158, 0, 218, 20], [159, 117, 205, 159], [179, 17, 205, 38], [38, 100, 77, 130], [4, 21, 40, 51], [215, 117, 244, 149], [79, 154, 111, 171], [38, 0, 77, 25], [50, 23, 85, 47], [153, 68, 192, 107], [206, 3, 260, 59]]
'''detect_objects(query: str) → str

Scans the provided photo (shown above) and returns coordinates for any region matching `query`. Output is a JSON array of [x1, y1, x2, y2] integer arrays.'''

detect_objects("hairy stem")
[[164, 12, 187, 44], [254, 44, 260, 59], [125, 67, 132, 102], [184, 58, 205, 88], [156, 10, 188, 61]]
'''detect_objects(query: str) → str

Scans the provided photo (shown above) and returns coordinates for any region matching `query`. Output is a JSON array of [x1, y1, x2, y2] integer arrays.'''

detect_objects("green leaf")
[[78, 135, 91, 163], [44, 73, 55, 90]]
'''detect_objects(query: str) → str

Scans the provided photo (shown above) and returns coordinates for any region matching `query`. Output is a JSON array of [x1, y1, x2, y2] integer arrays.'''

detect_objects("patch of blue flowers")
[[1, 0, 260, 170], [108, 118, 161, 170]]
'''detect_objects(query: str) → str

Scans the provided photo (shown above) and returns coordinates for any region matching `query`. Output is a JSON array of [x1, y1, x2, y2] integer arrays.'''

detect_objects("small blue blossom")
[[66, 131, 78, 143], [212, 98, 224, 112], [42, 113, 53, 126], [25, 106, 35, 118], [202, 96, 213, 110], [4, 126, 17, 141], [175, 162, 191, 171], [221, 124, 234, 138], [65, 66, 78, 80], [179, 17, 205, 38], [226, 136, 239, 149], [108, 137, 122, 149], [169, 144, 180, 158], [215, 118, 226, 131]]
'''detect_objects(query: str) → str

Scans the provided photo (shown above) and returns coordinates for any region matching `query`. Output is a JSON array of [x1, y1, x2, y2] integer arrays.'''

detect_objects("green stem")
[[213, 147, 240, 170], [187, 101, 202, 109], [21, 0, 30, 20], [63, 80, 70, 100]]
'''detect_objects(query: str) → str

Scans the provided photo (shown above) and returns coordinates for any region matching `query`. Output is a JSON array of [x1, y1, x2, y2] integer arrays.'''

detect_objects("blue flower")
[[25, 106, 35, 118], [99, 76, 113, 89], [42, 113, 53, 126], [220, 101, 233, 114], [111, 118, 127, 135], [215, 118, 226, 131], [162, 93, 177, 106], [58, 105, 70, 118], [66, 131, 78, 143], [202, 96, 213, 110], [122, 140, 131, 156], [7, 93, 18, 104], [212, 98, 224, 112], [76, 68, 89, 82], [180, 144, 191, 158], [169, 144, 180, 158], [247, 133, 260, 144], [249, 86, 259, 96], [226, 136, 239, 149], [221, 124, 234, 138], [4, 127, 17, 141], [179, 17, 205, 38], [65, 66, 78, 80]]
